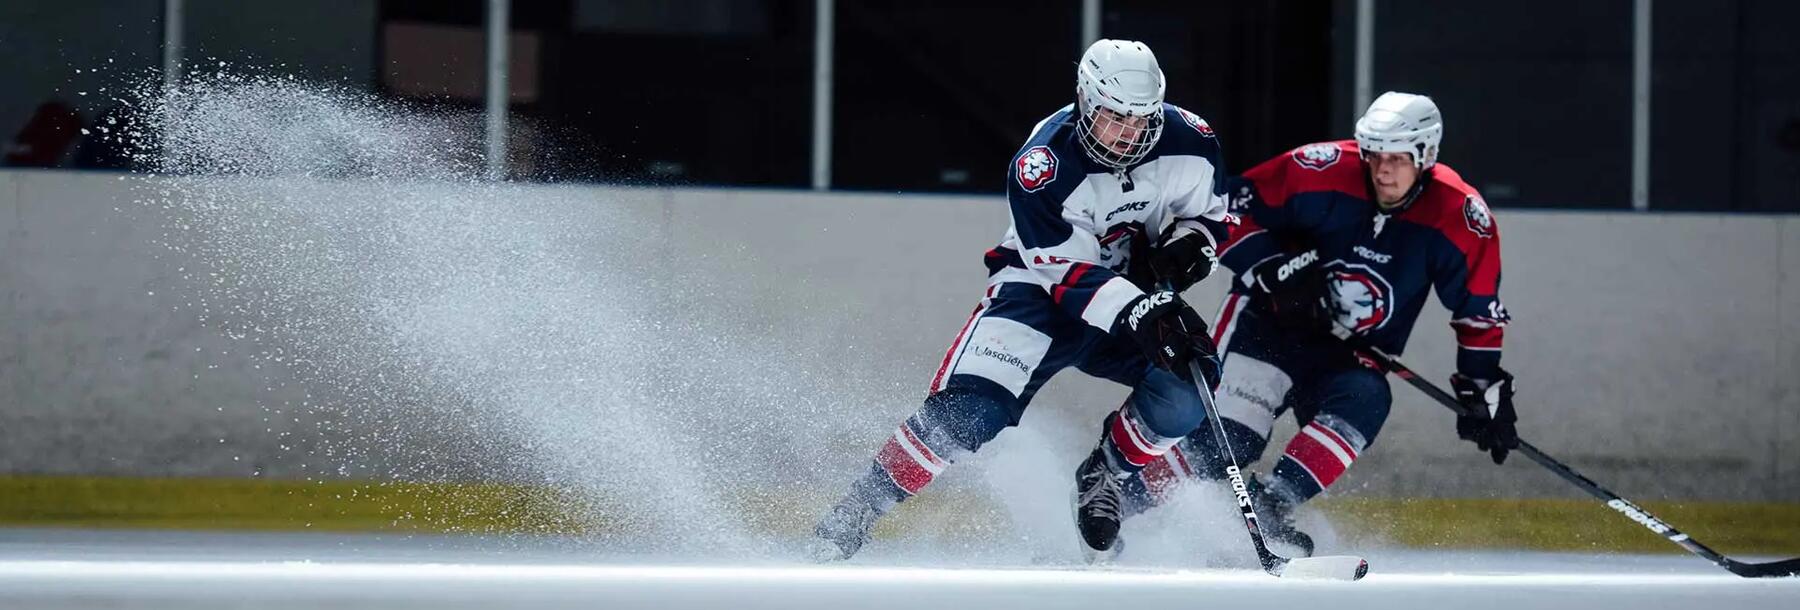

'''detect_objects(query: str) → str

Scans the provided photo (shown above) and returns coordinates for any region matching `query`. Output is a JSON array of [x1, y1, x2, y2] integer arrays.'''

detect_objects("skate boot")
[[1074, 444, 1128, 563], [1248, 475, 1315, 557], [807, 494, 882, 562]]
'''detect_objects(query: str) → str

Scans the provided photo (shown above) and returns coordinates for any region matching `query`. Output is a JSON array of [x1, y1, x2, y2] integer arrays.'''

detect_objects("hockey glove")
[[1451, 371, 1519, 464], [1149, 225, 1219, 293], [1247, 248, 1331, 332], [1114, 290, 1217, 382]]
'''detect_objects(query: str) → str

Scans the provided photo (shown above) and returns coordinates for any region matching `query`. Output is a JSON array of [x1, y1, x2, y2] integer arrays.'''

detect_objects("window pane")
[[184, 0, 381, 90], [1376, 0, 1635, 209], [1652, 0, 1800, 212], [832, 0, 1080, 192], [525, 0, 815, 186], [1104, 0, 1335, 175]]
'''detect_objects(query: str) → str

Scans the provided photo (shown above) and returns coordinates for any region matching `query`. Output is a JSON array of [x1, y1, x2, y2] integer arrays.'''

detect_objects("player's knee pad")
[[1170, 417, 1270, 481], [1313, 368, 1392, 445], [917, 381, 1014, 452], [872, 382, 1013, 497], [1103, 367, 1210, 470], [1127, 367, 1208, 439]]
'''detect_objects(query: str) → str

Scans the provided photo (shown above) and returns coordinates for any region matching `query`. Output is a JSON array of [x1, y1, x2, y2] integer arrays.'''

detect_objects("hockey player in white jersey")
[[809, 39, 1236, 561]]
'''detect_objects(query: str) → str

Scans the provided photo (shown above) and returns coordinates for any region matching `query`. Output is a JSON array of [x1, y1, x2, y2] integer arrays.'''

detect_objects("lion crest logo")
[[1292, 143, 1342, 171], [1015, 146, 1058, 192], [1463, 194, 1494, 238]]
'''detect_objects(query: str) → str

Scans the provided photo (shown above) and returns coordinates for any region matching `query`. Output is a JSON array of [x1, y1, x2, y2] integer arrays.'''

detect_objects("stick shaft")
[[1343, 333, 1796, 577]]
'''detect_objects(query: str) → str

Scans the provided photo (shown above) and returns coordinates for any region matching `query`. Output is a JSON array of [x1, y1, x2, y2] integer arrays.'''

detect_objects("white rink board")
[[2, 169, 1797, 500]]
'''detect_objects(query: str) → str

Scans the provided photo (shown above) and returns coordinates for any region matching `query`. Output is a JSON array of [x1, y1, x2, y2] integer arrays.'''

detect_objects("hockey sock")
[[1270, 416, 1368, 502], [1102, 404, 1185, 474]]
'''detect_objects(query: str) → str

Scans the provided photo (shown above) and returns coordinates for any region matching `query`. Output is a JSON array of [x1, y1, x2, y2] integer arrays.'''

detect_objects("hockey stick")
[[1332, 326, 1800, 578], [1181, 354, 1369, 580]]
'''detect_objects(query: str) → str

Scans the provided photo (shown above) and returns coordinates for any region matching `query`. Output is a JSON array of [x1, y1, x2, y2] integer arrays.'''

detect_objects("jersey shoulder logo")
[[1462, 194, 1494, 238], [1292, 143, 1341, 171], [1177, 108, 1215, 138], [1015, 145, 1059, 192]]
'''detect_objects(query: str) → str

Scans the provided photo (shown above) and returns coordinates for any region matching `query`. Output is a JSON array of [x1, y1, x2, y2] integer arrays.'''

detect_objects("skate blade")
[[1081, 542, 1121, 565], [1275, 555, 1368, 580], [804, 537, 850, 563]]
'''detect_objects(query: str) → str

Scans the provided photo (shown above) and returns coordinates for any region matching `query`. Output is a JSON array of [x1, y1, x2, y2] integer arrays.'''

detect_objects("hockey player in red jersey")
[[807, 39, 1234, 562], [1108, 92, 1518, 555]]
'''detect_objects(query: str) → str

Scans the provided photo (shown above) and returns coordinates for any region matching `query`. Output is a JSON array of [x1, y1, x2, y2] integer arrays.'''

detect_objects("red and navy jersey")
[[1219, 140, 1509, 378], [986, 103, 1234, 333]]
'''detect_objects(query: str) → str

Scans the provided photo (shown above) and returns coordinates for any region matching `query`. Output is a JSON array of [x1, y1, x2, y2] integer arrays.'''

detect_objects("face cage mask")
[[1076, 102, 1164, 170]]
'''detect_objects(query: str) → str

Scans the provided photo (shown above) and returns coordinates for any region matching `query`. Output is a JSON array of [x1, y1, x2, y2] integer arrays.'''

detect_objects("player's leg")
[[1263, 365, 1392, 510], [810, 285, 1079, 561], [1071, 362, 1219, 558], [1068, 298, 1258, 559], [1127, 298, 1293, 510]]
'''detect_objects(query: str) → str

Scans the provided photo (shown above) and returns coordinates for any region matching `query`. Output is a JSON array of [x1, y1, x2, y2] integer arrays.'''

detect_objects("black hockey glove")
[[1247, 248, 1331, 332], [1149, 225, 1219, 293], [1451, 371, 1519, 464], [1114, 290, 1217, 383]]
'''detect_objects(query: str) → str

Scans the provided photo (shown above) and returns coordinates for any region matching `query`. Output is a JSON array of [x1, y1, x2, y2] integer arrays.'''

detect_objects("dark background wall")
[[1, 0, 1795, 210]]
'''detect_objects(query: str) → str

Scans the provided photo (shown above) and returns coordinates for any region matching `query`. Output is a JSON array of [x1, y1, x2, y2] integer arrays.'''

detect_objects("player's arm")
[[1216, 152, 1330, 287], [1006, 162, 1141, 331], [1216, 152, 1303, 278], [1217, 153, 1333, 326], [1429, 212, 1508, 379], [1007, 150, 1207, 376], [1152, 132, 1233, 292], [1429, 201, 1517, 464]]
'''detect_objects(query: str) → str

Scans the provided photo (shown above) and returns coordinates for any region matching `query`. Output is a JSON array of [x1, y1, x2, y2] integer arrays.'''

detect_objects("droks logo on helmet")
[[1015, 146, 1058, 192], [1292, 143, 1342, 171], [1463, 194, 1494, 238]]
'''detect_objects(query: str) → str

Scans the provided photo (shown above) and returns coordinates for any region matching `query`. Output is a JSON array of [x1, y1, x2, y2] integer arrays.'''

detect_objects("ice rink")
[[0, 529, 1794, 609]]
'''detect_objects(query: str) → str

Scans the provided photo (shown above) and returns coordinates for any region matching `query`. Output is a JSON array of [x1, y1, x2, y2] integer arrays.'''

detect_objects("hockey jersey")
[[985, 103, 1234, 333], [1219, 140, 1509, 379]]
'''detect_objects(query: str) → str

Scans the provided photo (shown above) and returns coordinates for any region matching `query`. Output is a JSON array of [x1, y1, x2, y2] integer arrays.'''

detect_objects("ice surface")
[[0, 529, 1794, 610]]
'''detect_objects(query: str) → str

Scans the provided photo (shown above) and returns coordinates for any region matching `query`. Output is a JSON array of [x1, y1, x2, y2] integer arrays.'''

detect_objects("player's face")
[[1366, 151, 1420, 208], [1091, 107, 1151, 156]]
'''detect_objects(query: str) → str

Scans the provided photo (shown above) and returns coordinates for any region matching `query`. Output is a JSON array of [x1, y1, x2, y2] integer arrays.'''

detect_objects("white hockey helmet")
[[1354, 91, 1443, 170], [1075, 39, 1166, 169]]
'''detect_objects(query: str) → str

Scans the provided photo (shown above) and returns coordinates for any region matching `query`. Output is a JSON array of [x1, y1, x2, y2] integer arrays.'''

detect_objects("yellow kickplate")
[[1, 475, 1795, 555], [1318, 497, 1800, 555]]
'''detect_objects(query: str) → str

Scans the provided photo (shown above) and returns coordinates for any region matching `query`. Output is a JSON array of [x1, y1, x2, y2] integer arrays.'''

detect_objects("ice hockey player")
[[808, 39, 1235, 562], [1105, 91, 1517, 555]]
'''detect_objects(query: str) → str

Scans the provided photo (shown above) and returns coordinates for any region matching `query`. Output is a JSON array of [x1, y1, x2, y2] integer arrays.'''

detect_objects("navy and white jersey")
[[985, 103, 1234, 333]]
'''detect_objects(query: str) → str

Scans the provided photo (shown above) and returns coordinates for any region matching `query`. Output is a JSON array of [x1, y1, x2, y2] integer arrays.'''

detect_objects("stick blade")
[[1728, 556, 1800, 578], [1276, 555, 1369, 581]]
